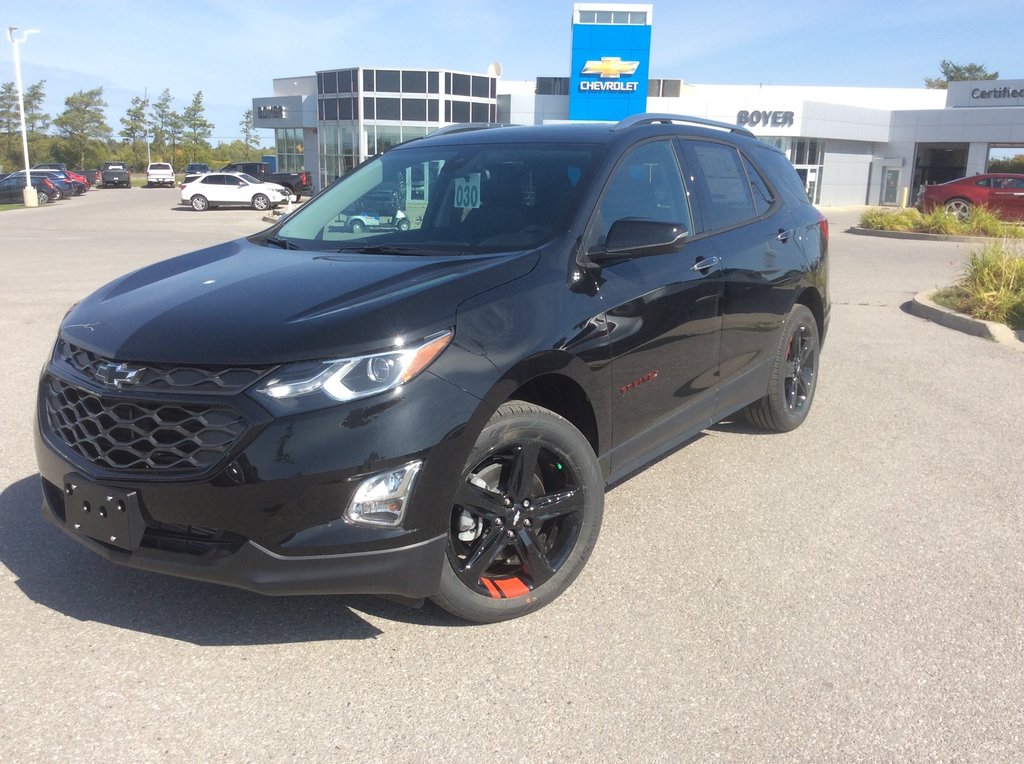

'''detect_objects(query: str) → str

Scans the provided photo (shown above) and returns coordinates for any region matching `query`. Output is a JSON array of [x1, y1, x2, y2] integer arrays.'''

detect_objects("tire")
[[51, 186, 64, 201], [397, 219, 410, 232], [36, 189, 50, 205], [743, 303, 819, 432], [349, 219, 365, 234], [432, 401, 603, 623], [944, 198, 972, 220], [190, 195, 209, 212], [251, 193, 271, 211]]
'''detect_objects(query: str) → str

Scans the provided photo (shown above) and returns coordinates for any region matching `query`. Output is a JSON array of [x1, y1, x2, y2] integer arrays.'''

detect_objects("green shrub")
[[934, 242, 1024, 328], [859, 208, 922, 231], [859, 205, 1024, 239], [918, 207, 961, 235]]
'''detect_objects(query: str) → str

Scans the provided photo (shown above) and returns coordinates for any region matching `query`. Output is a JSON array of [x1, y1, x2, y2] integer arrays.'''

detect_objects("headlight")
[[255, 329, 453, 406]]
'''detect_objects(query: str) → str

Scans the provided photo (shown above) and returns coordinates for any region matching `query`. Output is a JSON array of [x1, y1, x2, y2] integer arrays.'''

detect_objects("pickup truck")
[[146, 162, 175, 187], [101, 162, 132, 189], [219, 162, 314, 200]]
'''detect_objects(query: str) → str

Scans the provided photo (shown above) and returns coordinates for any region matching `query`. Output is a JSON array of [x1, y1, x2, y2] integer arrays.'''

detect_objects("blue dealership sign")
[[569, 17, 651, 121]]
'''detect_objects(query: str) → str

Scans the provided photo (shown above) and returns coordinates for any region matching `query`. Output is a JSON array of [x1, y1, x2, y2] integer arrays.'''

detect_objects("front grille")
[[44, 377, 248, 473], [55, 339, 272, 395]]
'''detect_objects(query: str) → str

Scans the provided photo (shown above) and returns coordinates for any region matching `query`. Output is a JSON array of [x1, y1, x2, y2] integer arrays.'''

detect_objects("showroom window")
[[275, 128, 305, 173]]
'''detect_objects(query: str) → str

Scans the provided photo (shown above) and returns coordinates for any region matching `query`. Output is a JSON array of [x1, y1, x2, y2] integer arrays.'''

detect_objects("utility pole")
[[7, 26, 40, 207]]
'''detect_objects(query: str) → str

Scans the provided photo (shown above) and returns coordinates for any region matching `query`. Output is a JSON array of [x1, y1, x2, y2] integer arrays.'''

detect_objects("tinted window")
[[376, 98, 401, 120], [680, 140, 756, 230], [403, 98, 427, 121], [402, 71, 427, 93], [376, 70, 401, 93], [742, 155, 774, 216], [589, 140, 690, 247], [749, 143, 811, 207]]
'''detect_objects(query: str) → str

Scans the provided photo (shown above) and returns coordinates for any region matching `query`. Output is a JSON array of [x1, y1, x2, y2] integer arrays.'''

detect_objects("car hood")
[[61, 238, 539, 364]]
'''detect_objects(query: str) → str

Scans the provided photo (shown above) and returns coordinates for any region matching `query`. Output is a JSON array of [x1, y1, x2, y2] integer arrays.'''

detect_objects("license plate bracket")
[[62, 473, 144, 552]]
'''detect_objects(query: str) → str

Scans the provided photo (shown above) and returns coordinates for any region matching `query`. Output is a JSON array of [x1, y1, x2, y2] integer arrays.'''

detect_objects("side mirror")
[[589, 219, 688, 263]]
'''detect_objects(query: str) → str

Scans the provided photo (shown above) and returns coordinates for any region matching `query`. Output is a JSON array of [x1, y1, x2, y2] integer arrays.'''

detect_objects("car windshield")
[[276, 141, 599, 253], [238, 173, 261, 184]]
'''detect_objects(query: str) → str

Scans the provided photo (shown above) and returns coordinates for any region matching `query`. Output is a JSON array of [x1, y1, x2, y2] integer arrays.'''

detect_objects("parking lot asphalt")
[[1, 190, 1022, 761]]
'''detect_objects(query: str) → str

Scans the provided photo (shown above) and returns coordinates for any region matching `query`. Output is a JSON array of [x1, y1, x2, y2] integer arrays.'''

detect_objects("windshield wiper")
[[335, 244, 448, 256], [263, 235, 303, 250]]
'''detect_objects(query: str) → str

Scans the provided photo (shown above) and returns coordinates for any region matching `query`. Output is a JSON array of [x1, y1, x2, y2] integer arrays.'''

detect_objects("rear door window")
[[679, 140, 759, 231]]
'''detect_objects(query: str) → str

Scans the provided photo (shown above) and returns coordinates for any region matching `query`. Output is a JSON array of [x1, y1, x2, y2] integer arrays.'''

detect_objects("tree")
[[53, 87, 112, 168], [0, 79, 50, 170], [925, 61, 999, 89], [181, 90, 213, 162], [120, 95, 150, 170], [240, 109, 261, 152], [148, 88, 179, 158]]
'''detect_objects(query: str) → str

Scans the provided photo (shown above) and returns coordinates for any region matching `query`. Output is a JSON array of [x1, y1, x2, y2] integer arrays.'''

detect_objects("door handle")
[[691, 256, 720, 272], [776, 229, 794, 243]]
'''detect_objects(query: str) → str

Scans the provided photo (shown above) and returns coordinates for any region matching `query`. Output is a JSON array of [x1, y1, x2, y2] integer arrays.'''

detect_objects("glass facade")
[[315, 67, 497, 188], [274, 128, 305, 173]]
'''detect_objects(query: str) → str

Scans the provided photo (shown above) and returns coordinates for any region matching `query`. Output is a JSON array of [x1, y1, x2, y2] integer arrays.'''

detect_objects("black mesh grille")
[[55, 339, 271, 394], [44, 377, 248, 473]]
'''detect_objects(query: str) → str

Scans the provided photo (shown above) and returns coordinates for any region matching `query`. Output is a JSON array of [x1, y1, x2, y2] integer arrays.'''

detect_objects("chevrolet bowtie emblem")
[[581, 57, 640, 79], [95, 361, 145, 389]]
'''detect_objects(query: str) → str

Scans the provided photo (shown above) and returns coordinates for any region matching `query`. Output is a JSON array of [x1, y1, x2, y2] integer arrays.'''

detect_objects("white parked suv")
[[146, 162, 176, 187], [179, 171, 295, 211]]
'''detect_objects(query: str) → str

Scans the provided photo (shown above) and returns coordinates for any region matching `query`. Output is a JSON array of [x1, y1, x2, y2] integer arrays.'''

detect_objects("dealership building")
[[252, 2, 1024, 207]]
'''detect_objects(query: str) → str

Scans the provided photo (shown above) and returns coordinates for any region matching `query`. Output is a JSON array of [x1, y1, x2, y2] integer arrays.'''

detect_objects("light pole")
[[7, 26, 40, 207]]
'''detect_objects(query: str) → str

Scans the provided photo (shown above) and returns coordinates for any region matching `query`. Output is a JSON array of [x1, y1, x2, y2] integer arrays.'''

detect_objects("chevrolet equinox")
[[36, 114, 829, 622]]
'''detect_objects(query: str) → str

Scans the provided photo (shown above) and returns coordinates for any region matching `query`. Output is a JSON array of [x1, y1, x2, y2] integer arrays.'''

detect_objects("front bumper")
[[35, 360, 483, 599], [39, 492, 447, 597]]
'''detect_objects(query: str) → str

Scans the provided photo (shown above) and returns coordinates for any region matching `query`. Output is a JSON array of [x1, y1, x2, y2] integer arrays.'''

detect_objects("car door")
[[677, 138, 812, 418], [990, 176, 1024, 220], [583, 139, 724, 477], [198, 174, 227, 203], [221, 175, 247, 205]]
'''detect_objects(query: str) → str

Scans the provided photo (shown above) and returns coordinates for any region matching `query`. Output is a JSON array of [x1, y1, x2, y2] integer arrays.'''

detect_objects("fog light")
[[345, 461, 423, 527]]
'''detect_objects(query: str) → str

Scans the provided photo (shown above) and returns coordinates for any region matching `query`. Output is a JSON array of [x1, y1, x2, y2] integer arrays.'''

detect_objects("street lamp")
[[7, 26, 40, 207]]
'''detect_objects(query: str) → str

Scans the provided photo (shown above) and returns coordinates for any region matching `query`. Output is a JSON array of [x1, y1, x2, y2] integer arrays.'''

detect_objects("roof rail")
[[613, 113, 756, 138], [426, 123, 507, 138]]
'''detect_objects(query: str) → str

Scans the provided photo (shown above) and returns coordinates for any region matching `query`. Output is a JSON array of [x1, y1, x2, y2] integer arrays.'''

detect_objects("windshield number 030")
[[454, 174, 481, 209]]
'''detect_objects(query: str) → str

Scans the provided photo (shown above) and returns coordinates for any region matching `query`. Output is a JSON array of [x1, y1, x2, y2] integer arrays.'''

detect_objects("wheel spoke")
[[526, 486, 585, 524], [506, 441, 541, 501], [454, 479, 506, 520], [515, 528, 557, 587], [460, 526, 507, 582]]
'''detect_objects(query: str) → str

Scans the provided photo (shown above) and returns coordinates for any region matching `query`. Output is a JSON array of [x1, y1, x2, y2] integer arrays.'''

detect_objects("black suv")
[[36, 114, 829, 622]]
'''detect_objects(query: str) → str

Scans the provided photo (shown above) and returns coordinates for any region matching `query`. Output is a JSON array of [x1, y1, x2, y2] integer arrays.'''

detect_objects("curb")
[[847, 226, 1000, 244], [909, 290, 1024, 351]]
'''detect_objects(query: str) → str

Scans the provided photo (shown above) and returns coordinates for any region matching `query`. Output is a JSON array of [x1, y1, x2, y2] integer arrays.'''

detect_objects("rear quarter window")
[[748, 143, 811, 207]]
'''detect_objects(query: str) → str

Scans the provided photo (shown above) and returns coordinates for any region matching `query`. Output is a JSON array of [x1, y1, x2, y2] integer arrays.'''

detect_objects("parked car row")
[[0, 167, 91, 204], [0, 173, 61, 205]]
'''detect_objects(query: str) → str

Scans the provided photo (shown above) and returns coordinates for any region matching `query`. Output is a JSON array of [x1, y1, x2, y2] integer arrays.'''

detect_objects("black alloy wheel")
[[433, 401, 603, 623], [743, 303, 819, 432]]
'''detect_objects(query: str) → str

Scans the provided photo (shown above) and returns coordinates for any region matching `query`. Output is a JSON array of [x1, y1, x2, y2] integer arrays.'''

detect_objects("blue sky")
[[3, 0, 1022, 142]]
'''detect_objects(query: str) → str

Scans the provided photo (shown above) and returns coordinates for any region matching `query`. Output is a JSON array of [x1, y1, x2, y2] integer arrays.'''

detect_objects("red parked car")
[[916, 173, 1024, 220]]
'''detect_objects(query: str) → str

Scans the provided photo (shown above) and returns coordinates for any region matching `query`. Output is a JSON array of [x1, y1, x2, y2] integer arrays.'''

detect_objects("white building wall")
[[819, 142, 874, 206]]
